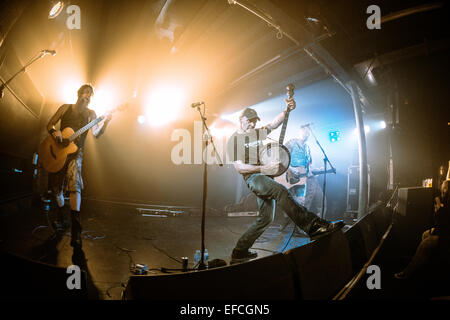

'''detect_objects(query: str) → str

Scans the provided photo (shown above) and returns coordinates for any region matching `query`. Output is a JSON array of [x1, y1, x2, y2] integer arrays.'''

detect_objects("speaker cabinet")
[[394, 187, 434, 254], [285, 231, 353, 300]]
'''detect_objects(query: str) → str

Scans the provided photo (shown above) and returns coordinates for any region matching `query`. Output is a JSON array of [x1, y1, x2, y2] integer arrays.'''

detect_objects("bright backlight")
[[145, 85, 185, 127], [49, 1, 64, 19], [61, 79, 83, 103], [89, 85, 117, 116]]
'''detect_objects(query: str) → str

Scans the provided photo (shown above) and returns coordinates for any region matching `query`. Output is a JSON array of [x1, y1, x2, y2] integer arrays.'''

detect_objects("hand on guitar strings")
[[51, 130, 63, 143], [261, 161, 282, 176]]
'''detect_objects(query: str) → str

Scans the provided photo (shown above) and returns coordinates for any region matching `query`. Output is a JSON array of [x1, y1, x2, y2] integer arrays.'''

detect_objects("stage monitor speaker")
[[284, 231, 353, 300], [396, 187, 433, 217], [0, 251, 88, 300], [394, 187, 434, 253], [124, 253, 296, 300], [345, 212, 381, 272]]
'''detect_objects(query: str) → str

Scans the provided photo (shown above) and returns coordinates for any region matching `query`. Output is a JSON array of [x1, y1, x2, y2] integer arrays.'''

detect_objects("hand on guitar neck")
[[284, 97, 296, 112]]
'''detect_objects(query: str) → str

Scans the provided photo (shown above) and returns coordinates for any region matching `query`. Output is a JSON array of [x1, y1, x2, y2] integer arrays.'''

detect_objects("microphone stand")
[[307, 126, 336, 219], [193, 103, 223, 270], [0, 50, 53, 99]]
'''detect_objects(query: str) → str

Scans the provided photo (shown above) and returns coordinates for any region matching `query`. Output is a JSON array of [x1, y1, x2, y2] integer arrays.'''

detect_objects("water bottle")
[[204, 249, 209, 267], [193, 249, 209, 269], [193, 250, 201, 268]]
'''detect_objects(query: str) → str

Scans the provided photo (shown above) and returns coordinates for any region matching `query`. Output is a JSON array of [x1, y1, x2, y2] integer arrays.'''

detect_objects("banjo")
[[259, 84, 295, 177]]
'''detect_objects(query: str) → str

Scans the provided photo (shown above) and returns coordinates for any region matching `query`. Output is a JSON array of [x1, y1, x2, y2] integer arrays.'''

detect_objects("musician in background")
[[227, 101, 343, 264], [46, 84, 112, 248], [285, 126, 325, 217]]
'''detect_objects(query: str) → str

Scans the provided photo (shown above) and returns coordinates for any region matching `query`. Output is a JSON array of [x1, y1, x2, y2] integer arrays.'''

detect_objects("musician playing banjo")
[[227, 98, 343, 264], [46, 84, 112, 248]]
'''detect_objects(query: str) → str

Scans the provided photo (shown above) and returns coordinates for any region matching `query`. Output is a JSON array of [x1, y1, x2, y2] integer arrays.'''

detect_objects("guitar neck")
[[311, 168, 336, 176], [278, 110, 290, 145], [69, 116, 105, 142]]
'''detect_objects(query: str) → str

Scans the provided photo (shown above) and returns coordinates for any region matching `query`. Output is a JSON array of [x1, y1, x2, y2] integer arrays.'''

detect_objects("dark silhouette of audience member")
[[434, 161, 449, 216], [394, 179, 450, 279]]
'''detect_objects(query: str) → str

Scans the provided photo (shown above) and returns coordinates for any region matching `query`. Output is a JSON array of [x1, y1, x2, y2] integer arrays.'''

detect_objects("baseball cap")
[[239, 107, 260, 121]]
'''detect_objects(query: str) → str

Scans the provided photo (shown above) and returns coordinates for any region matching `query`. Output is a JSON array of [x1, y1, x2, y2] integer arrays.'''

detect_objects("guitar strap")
[[256, 129, 260, 165]]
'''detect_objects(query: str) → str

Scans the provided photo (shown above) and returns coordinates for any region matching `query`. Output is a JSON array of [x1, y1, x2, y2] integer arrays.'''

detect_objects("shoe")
[[230, 249, 258, 264], [309, 219, 345, 241], [394, 271, 408, 280], [70, 233, 82, 248], [293, 226, 308, 237], [70, 211, 82, 248], [70, 228, 82, 248], [54, 221, 65, 233]]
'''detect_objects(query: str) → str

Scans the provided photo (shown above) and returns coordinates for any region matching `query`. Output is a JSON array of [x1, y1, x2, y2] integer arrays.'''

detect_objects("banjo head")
[[259, 143, 291, 177]]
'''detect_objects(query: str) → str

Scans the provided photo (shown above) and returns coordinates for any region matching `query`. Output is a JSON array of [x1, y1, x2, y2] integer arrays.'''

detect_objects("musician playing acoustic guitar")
[[227, 100, 343, 264], [46, 84, 112, 248]]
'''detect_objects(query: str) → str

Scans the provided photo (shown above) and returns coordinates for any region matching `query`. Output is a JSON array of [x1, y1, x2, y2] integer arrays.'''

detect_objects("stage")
[[0, 0, 449, 302], [0, 196, 318, 299]]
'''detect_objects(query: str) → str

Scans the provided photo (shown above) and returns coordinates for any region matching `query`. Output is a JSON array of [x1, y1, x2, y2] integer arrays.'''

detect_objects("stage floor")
[[0, 198, 317, 300]]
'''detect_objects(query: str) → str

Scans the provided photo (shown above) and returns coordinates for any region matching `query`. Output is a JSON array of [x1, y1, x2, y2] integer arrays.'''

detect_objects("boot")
[[54, 206, 66, 233], [230, 248, 258, 264], [70, 210, 82, 248], [308, 218, 344, 241]]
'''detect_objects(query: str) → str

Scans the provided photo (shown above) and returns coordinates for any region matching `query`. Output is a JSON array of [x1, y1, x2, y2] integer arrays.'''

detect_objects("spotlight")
[[145, 85, 185, 127], [61, 79, 83, 103], [329, 130, 341, 142], [89, 85, 117, 116], [137, 115, 146, 124], [380, 121, 387, 129], [48, 1, 64, 19]]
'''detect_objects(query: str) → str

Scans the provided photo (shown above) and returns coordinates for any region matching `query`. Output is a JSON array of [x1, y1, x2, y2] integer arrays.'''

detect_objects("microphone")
[[301, 122, 313, 128], [42, 50, 56, 56], [191, 101, 204, 108]]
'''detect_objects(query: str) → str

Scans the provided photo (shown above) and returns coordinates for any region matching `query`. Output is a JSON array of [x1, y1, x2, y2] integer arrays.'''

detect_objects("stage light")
[[137, 115, 146, 124], [48, 1, 64, 19], [89, 85, 117, 116], [61, 79, 83, 103], [380, 121, 387, 129], [329, 130, 341, 142], [145, 85, 185, 127]]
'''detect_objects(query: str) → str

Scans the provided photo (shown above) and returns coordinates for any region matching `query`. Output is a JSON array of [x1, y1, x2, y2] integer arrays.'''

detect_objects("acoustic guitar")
[[39, 104, 126, 173]]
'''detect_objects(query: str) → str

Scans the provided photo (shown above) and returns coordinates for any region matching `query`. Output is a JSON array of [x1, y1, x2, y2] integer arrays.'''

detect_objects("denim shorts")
[[49, 150, 84, 194]]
